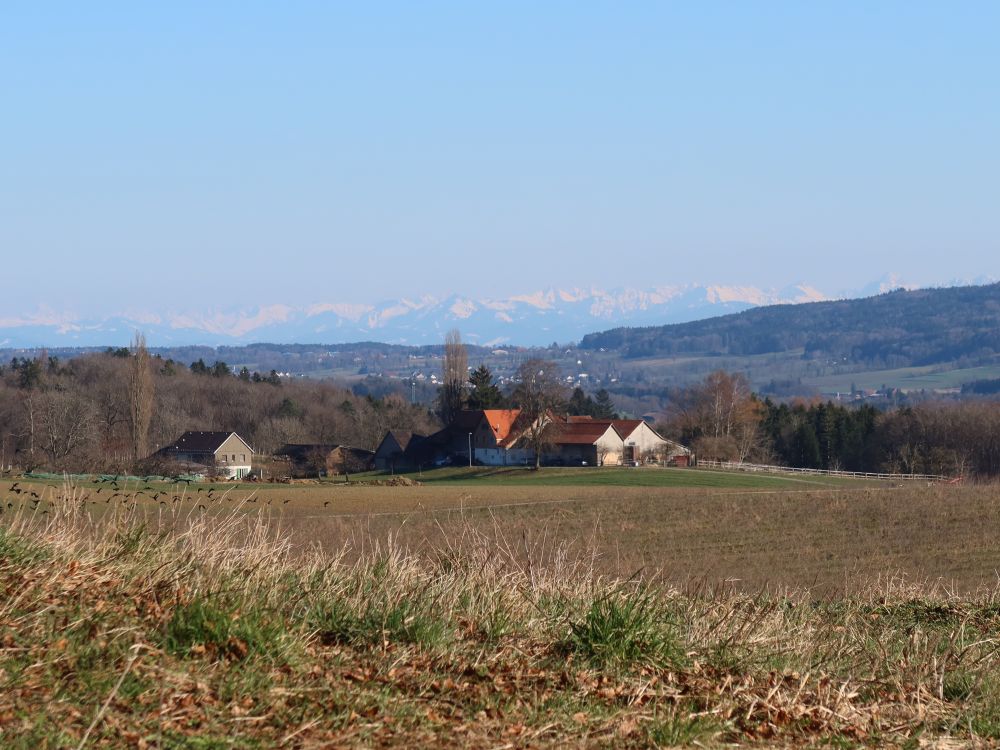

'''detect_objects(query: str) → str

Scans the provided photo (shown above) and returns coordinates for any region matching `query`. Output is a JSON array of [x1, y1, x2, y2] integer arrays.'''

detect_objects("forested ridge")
[[581, 283, 1000, 367]]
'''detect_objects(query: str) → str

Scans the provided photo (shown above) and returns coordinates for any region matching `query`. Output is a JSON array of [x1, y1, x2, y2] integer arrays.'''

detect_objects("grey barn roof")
[[162, 431, 250, 454]]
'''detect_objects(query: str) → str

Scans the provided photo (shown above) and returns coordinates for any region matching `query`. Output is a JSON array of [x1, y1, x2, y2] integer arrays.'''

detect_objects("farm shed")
[[374, 431, 428, 472], [277, 444, 375, 477], [544, 421, 624, 466]]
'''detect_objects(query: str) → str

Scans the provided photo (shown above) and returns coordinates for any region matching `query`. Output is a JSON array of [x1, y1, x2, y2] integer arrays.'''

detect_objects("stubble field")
[[280, 481, 1000, 594], [5, 468, 996, 593]]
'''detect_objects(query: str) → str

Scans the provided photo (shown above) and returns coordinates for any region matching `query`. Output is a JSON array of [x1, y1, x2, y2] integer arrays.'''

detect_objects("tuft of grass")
[[943, 670, 977, 702], [477, 599, 517, 643], [0, 527, 47, 564], [306, 591, 450, 649], [564, 587, 684, 670], [647, 709, 724, 746], [372, 598, 449, 647], [306, 594, 358, 645], [163, 594, 285, 660]]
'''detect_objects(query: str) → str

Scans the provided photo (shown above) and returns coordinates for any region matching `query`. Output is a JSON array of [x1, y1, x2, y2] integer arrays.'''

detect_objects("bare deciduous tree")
[[36, 389, 94, 468], [511, 358, 566, 469], [670, 370, 763, 462]]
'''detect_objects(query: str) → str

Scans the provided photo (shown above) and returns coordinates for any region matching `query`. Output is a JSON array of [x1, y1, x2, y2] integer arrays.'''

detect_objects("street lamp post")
[[468, 433, 473, 468]]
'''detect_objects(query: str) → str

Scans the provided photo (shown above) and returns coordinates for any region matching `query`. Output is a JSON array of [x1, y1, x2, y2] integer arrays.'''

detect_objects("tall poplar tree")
[[128, 332, 154, 466], [437, 329, 467, 424]]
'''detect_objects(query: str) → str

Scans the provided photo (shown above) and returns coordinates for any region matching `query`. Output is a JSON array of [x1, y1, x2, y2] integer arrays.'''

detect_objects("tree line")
[[0, 337, 438, 474], [662, 370, 1000, 478]]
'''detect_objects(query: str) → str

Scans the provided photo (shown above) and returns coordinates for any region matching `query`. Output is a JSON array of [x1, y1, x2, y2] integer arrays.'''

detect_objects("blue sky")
[[2, 2, 997, 317]]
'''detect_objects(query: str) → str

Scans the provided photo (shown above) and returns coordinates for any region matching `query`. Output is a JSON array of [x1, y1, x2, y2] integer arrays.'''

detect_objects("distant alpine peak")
[[0, 277, 988, 349], [776, 283, 828, 303], [850, 272, 919, 298]]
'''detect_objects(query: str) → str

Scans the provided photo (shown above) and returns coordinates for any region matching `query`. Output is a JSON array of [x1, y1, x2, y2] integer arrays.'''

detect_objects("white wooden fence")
[[696, 459, 952, 482]]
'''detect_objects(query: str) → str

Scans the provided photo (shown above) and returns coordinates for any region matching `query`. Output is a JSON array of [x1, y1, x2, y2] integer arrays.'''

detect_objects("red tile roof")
[[482, 409, 521, 442], [611, 419, 646, 438], [555, 416, 653, 440], [552, 422, 622, 445]]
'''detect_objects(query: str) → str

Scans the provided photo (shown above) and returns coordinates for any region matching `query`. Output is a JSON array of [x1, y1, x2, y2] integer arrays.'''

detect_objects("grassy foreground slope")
[[3, 496, 1000, 747]]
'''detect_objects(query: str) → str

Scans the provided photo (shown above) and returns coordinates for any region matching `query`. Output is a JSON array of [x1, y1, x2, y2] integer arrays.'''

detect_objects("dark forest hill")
[[580, 283, 1000, 368]]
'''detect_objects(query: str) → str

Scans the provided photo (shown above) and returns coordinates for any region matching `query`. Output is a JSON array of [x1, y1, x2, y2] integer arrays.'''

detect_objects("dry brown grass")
[[3, 482, 1000, 746]]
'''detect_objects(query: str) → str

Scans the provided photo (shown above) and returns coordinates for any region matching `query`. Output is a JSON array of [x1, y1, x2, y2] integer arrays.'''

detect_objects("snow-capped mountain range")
[[0, 275, 990, 349]]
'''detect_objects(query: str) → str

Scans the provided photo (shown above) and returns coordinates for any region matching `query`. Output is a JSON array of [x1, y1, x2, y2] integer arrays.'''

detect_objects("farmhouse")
[[158, 431, 254, 479], [472, 409, 534, 466], [431, 408, 543, 466], [428, 409, 625, 466]]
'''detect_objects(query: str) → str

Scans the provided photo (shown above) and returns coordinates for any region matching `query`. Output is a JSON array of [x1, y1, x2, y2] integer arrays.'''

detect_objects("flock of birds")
[[0, 476, 336, 516], [2, 481, 51, 514]]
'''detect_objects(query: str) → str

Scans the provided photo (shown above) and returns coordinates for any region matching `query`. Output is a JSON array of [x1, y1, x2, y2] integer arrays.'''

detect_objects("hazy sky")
[[2, 2, 998, 317]]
